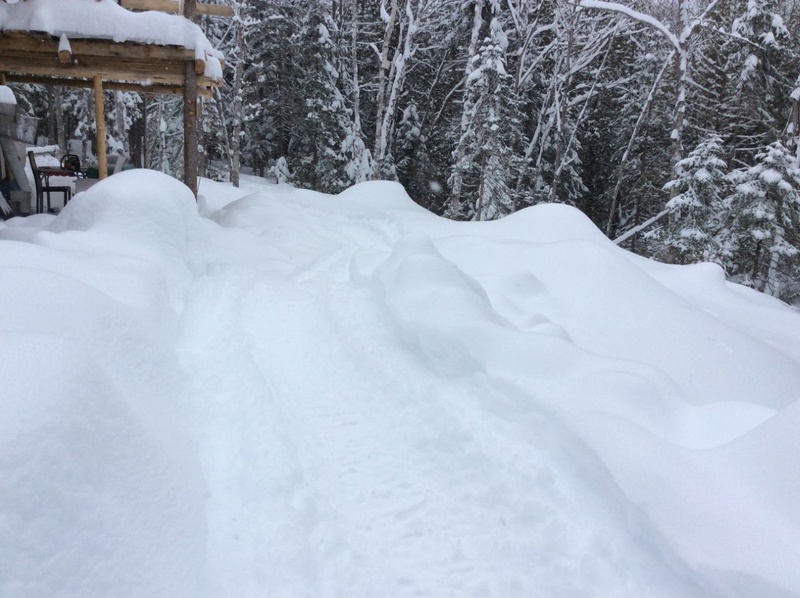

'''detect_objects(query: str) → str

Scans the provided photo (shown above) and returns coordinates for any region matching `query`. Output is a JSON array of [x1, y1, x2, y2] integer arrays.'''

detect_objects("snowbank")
[[0, 171, 207, 598], [1, 173, 799, 597]]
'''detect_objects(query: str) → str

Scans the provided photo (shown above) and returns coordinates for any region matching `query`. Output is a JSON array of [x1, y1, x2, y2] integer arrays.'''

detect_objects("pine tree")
[[449, 6, 523, 221], [289, 3, 354, 192], [659, 134, 732, 265], [726, 0, 796, 165], [728, 140, 800, 299]]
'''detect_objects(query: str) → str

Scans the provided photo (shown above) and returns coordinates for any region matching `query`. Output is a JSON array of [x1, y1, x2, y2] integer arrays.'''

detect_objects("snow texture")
[[1, 172, 800, 598]]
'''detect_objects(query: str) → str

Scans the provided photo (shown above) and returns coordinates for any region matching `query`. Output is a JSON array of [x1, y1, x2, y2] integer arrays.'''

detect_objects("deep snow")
[[1, 170, 799, 597]]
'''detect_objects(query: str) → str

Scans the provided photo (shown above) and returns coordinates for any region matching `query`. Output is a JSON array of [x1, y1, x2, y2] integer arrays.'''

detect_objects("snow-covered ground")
[[1, 170, 799, 598]]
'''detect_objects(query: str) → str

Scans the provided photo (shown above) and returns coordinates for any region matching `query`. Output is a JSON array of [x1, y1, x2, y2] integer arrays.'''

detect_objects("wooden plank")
[[0, 50, 190, 77], [94, 76, 108, 180], [120, 0, 233, 17], [1, 73, 214, 96], [120, 0, 181, 13], [0, 33, 196, 61], [0, 58, 188, 87], [196, 3, 234, 17]]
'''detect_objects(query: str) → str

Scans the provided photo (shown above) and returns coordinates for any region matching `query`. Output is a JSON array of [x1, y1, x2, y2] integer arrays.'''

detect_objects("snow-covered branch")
[[577, 0, 679, 51]]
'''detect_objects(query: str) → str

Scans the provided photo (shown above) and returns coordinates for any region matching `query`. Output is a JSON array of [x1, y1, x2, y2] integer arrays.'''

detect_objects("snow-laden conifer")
[[449, 9, 523, 221], [728, 140, 800, 299], [659, 134, 731, 265]]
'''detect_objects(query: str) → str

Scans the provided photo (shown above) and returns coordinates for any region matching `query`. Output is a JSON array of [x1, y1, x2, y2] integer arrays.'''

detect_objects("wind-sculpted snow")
[[0, 173, 208, 598], [1, 173, 799, 597]]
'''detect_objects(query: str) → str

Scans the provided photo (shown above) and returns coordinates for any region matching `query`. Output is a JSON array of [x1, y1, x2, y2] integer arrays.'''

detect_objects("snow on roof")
[[0, 0, 223, 61], [0, 84, 17, 105]]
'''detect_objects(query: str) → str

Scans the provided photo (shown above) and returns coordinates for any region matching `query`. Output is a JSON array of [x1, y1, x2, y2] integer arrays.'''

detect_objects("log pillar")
[[183, 0, 198, 197], [93, 76, 108, 179]]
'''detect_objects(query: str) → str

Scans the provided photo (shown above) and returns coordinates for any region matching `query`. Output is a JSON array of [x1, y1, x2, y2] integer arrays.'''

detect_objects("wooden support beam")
[[2, 73, 215, 97], [0, 33, 221, 95], [94, 76, 108, 179], [120, 0, 233, 17], [184, 63, 198, 197], [184, 0, 199, 197], [0, 34, 196, 62], [1, 61, 182, 87], [195, 3, 234, 17], [0, 57, 217, 92]]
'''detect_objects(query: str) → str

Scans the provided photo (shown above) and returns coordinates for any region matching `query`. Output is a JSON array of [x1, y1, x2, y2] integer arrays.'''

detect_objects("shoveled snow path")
[[176, 191, 711, 597]]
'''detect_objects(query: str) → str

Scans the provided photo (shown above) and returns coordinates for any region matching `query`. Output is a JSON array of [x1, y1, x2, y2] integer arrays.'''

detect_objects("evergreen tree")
[[449, 7, 523, 220], [659, 134, 732, 265], [289, 3, 354, 192], [726, 0, 796, 165], [728, 140, 800, 299]]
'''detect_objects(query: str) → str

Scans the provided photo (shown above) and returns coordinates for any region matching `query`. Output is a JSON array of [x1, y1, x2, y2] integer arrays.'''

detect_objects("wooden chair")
[[28, 151, 71, 213]]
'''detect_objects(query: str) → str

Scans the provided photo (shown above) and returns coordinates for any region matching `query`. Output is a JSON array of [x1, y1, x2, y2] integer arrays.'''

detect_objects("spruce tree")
[[289, 3, 354, 193], [728, 140, 800, 299], [659, 134, 732, 265]]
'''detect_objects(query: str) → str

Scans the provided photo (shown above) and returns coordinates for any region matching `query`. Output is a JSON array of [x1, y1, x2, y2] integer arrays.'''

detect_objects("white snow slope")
[[1, 170, 799, 598]]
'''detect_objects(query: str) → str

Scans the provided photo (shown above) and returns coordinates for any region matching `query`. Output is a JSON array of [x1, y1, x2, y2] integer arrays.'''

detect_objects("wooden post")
[[94, 76, 108, 179], [183, 0, 198, 197]]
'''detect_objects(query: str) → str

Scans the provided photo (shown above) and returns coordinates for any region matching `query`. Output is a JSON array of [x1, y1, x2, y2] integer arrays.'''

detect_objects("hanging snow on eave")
[[0, 85, 16, 105], [58, 32, 72, 55], [0, 0, 224, 79]]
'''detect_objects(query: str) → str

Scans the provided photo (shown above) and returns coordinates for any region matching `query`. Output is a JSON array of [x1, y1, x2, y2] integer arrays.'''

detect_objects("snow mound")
[[2, 172, 800, 597], [477, 202, 613, 244], [336, 180, 429, 212], [43, 170, 207, 309], [50, 169, 200, 260]]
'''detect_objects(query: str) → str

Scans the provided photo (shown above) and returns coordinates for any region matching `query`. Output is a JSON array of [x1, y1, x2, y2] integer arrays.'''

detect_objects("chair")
[[28, 151, 71, 213], [60, 153, 84, 176]]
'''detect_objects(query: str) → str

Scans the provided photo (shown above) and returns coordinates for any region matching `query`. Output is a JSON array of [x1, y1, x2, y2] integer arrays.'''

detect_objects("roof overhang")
[[0, 31, 219, 97]]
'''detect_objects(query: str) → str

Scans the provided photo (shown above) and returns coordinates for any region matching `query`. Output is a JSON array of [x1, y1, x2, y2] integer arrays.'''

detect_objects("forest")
[[11, 0, 800, 301]]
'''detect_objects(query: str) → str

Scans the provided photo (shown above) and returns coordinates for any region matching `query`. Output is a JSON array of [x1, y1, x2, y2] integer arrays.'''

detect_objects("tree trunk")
[[372, 0, 399, 178], [448, 0, 485, 217], [114, 91, 130, 158], [54, 87, 66, 153], [606, 53, 673, 237], [229, 17, 245, 188], [351, 0, 363, 139]]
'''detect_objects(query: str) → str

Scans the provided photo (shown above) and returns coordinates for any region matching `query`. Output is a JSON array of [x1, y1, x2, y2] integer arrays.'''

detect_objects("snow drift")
[[1, 172, 799, 597]]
